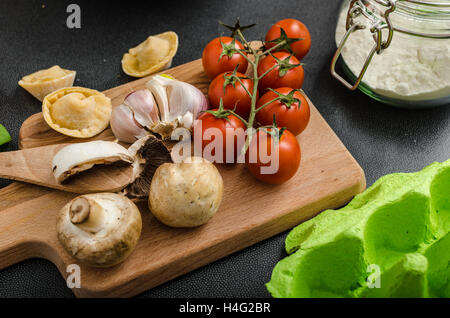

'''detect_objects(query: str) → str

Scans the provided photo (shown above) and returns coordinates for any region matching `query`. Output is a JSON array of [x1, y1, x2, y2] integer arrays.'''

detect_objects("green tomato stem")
[[255, 97, 280, 112], [261, 40, 286, 56], [235, 76, 253, 99], [228, 110, 248, 127], [233, 29, 287, 157], [258, 63, 278, 81]]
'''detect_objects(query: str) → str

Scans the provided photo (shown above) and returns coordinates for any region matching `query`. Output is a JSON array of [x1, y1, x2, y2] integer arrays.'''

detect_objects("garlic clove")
[[146, 76, 170, 123], [168, 80, 208, 127], [180, 112, 195, 130], [110, 104, 149, 143], [145, 75, 208, 138], [192, 85, 209, 120], [124, 89, 160, 128], [146, 76, 174, 138]]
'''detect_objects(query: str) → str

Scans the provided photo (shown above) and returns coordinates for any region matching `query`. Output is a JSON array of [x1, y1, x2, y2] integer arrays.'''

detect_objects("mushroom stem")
[[70, 197, 91, 224], [69, 196, 107, 233]]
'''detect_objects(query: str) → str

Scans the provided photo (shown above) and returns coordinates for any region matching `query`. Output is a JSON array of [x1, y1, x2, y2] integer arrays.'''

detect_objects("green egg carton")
[[267, 159, 450, 298]]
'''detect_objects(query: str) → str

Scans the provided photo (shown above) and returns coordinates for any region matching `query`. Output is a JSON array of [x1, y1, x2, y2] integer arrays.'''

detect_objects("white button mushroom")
[[56, 193, 142, 267], [149, 157, 224, 228]]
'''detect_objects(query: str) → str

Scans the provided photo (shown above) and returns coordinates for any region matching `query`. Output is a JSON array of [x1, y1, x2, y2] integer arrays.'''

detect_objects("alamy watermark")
[[66, 264, 81, 289], [66, 4, 81, 29], [171, 124, 281, 175]]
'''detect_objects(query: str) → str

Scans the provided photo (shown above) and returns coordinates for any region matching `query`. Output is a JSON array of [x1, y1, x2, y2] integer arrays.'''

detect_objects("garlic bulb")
[[110, 75, 208, 142], [146, 75, 208, 138]]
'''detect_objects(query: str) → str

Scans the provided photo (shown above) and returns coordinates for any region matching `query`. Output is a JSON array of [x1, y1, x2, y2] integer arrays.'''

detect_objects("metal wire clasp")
[[331, 0, 396, 90]]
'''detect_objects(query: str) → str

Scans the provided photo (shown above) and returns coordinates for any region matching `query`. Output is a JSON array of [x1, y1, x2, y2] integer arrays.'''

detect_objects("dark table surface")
[[0, 0, 449, 298]]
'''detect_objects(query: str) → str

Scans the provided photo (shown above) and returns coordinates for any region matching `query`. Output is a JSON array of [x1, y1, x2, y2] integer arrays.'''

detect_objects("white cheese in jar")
[[335, 9, 450, 101]]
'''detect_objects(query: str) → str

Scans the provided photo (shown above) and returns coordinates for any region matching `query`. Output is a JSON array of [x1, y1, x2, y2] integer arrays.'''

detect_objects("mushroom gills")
[[122, 135, 173, 200]]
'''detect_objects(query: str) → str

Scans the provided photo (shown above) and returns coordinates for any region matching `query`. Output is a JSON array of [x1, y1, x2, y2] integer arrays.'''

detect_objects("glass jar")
[[332, 0, 450, 108]]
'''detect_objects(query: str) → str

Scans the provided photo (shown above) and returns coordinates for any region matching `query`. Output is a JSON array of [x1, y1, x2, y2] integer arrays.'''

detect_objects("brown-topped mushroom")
[[149, 157, 224, 228], [56, 193, 142, 267]]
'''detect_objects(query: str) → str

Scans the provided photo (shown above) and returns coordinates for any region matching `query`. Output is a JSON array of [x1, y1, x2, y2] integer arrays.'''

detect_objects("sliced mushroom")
[[56, 193, 142, 267], [122, 135, 173, 200], [52, 141, 134, 183]]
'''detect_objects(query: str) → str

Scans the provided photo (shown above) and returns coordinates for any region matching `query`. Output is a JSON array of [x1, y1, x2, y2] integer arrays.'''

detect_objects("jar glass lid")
[[364, 0, 450, 38], [331, 0, 450, 91]]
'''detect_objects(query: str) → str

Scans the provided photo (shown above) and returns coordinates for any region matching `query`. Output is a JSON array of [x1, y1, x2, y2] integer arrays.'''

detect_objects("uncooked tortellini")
[[121, 31, 178, 78], [18, 65, 76, 101], [42, 87, 112, 138]]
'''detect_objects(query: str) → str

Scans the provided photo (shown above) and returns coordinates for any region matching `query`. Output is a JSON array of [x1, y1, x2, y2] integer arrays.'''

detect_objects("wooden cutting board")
[[0, 59, 366, 297]]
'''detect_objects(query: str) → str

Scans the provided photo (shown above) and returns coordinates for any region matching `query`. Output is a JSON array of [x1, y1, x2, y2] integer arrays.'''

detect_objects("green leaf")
[[0, 124, 11, 146]]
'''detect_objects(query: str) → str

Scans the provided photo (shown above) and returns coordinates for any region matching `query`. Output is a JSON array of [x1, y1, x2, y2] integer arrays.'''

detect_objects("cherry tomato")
[[193, 109, 246, 164], [245, 128, 301, 184], [208, 71, 257, 119], [257, 51, 304, 93], [265, 18, 311, 60], [202, 36, 248, 80], [256, 87, 310, 136]]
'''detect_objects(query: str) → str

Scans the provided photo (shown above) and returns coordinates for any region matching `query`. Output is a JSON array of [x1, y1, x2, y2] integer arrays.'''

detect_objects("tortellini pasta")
[[121, 31, 178, 78], [42, 87, 112, 138], [18, 65, 76, 101]]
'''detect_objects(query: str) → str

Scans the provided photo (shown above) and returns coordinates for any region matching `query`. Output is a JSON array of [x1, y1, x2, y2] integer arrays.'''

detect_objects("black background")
[[0, 0, 449, 297]]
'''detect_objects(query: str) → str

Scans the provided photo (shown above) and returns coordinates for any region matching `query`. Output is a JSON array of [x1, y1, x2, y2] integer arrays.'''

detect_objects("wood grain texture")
[[0, 58, 366, 297], [0, 144, 132, 193]]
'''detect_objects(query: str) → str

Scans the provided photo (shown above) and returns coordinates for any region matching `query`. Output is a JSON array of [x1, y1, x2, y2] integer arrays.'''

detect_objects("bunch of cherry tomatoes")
[[195, 18, 312, 185]]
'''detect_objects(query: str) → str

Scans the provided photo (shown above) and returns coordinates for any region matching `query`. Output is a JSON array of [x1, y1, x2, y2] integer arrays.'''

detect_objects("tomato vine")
[[218, 21, 299, 156]]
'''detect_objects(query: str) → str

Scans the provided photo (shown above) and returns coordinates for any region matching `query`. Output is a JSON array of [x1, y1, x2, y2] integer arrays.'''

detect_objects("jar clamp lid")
[[331, 0, 450, 91]]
